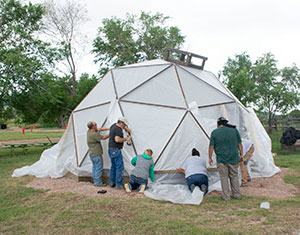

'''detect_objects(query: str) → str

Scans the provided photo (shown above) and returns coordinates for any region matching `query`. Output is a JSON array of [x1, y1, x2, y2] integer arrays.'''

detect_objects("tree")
[[0, 0, 57, 122], [42, 0, 88, 96], [221, 53, 256, 106], [253, 53, 299, 132], [221, 52, 300, 133], [92, 11, 185, 76]]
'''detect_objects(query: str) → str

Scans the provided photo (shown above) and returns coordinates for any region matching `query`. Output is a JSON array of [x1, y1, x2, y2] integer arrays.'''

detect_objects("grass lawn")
[[0, 132, 299, 234], [0, 130, 64, 141]]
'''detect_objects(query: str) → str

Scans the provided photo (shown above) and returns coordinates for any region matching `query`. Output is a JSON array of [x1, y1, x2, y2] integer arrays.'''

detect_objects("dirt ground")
[[26, 168, 300, 199]]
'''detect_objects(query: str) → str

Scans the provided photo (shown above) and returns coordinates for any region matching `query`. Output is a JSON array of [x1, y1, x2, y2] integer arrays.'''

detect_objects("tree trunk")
[[268, 112, 272, 134]]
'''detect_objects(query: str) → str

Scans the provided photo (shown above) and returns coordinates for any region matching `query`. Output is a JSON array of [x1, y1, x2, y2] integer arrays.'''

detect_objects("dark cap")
[[217, 117, 228, 123], [217, 117, 228, 125]]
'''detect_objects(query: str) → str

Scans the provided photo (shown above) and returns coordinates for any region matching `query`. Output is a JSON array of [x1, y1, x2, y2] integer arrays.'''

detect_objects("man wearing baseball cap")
[[208, 117, 243, 200], [108, 117, 132, 189]]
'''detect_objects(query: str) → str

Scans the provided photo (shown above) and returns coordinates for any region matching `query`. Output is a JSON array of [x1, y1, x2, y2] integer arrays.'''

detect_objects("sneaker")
[[190, 184, 196, 193], [221, 197, 230, 201], [139, 184, 146, 193], [241, 183, 248, 187], [200, 184, 207, 193], [109, 184, 115, 188], [115, 186, 123, 190], [95, 183, 106, 187], [124, 183, 131, 193]]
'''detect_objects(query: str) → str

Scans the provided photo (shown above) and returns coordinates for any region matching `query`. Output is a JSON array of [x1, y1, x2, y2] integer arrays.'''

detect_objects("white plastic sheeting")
[[144, 183, 204, 205], [12, 59, 280, 204]]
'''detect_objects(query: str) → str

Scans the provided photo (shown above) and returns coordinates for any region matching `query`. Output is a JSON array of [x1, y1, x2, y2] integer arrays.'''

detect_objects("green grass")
[[0, 130, 63, 141], [0, 131, 299, 234]]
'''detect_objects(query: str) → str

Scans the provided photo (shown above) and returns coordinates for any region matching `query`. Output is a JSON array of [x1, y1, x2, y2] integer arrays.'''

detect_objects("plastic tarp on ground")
[[12, 59, 280, 205]]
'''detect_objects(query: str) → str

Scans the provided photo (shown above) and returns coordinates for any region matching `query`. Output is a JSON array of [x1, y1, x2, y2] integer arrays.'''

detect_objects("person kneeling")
[[124, 149, 156, 193], [176, 148, 208, 194]]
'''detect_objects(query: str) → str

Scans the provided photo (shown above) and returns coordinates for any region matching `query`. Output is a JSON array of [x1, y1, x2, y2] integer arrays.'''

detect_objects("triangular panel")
[[120, 102, 186, 163], [181, 66, 233, 97], [73, 103, 110, 166], [121, 66, 186, 108], [75, 73, 115, 111], [177, 66, 234, 107], [155, 112, 210, 171], [113, 64, 170, 98], [194, 102, 240, 137]]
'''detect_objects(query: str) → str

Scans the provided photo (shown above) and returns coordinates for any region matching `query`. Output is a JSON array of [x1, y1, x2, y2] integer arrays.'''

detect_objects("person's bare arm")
[[124, 125, 131, 133], [98, 127, 110, 132], [101, 134, 109, 140], [238, 143, 243, 159], [115, 135, 130, 143], [208, 145, 214, 166]]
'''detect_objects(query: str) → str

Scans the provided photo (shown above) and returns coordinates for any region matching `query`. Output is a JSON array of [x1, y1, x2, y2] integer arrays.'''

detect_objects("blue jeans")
[[89, 154, 103, 186], [186, 174, 208, 194], [128, 175, 148, 191], [108, 149, 124, 187]]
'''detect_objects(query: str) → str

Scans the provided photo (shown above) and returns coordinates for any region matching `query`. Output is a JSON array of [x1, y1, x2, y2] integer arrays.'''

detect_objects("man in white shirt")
[[176, 148, 208, 194]]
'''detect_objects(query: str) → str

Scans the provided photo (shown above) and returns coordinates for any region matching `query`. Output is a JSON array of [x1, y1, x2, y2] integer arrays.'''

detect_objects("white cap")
[[118, 117, 128, 126]]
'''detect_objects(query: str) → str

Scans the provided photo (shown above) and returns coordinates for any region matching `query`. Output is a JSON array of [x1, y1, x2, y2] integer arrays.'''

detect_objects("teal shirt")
[[131, 153, 155, 182], [209, 126, 242, 165]]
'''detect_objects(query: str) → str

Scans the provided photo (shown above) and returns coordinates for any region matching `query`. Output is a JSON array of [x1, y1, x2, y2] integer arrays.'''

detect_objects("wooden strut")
[[174, 65, 189, 108], [154, 168, 217, 174], [73, 101, 111, 114], [154, 111, 188, 166], [188, 111, 210, 139], [71, 114, 80, 167], [120, 100, 186, 110], [197, 101, 235, 109]]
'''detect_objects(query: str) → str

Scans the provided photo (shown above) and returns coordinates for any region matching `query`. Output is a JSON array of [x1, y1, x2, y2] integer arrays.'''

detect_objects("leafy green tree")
[[221, 52, 299, 133], [92, 11, 185, 76], [0, 0, 57, 122], [221, 53, 256, 106], [253, 53, 299, 132]]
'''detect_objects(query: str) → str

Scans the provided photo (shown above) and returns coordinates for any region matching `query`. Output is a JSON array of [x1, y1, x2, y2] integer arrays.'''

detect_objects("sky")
[[28, 0, 300, 77]]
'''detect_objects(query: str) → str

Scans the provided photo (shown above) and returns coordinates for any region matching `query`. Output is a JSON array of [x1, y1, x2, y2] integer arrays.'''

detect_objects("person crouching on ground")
[[124, 149, 156, 193], [87, 121, 109, 187], [176, 148, 208, 194]]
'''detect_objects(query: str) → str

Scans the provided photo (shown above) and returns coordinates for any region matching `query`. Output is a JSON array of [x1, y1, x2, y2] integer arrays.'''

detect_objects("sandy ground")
[[26, 168, 299, 199]]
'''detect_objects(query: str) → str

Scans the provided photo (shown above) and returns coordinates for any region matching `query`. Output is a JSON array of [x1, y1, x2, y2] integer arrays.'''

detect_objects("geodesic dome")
[[13, 59, 280, 188]]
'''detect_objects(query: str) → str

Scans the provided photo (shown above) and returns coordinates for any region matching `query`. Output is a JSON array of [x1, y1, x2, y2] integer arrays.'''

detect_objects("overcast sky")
[[28, 0, 300, 77]]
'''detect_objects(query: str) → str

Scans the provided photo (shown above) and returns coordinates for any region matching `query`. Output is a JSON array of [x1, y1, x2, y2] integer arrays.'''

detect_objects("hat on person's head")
[[118, 117, 128, 126], [217, 116, 228, 125]]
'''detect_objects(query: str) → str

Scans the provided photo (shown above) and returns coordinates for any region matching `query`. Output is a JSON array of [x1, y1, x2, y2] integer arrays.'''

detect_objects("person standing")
[[124, 149, 156, 194], [240, 139, 254, 187], [208, 117, 243, 200], [108, 117, 132, 189], [87, 121, 109, 187], [176, 148, 208, 194]]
